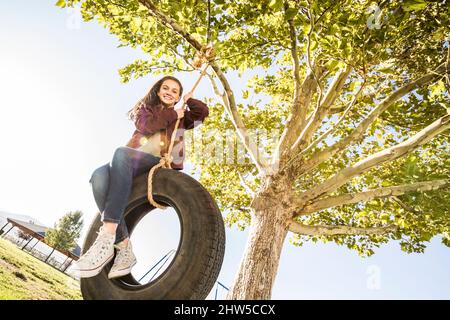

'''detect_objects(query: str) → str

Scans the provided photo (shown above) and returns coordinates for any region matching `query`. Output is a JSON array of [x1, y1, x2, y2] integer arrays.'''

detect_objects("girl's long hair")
[[126, 76, 183, 121]]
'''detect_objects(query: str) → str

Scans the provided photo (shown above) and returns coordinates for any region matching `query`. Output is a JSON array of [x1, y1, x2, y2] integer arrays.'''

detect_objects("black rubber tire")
[[80, 168, 225, 300]]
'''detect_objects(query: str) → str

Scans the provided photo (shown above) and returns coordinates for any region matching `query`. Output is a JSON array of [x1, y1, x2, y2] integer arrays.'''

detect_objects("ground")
[[0, 238, 82, 300]]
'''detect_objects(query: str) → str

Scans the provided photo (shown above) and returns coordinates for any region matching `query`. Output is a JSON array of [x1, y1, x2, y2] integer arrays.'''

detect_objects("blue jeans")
[[89, 146, 161, 244]]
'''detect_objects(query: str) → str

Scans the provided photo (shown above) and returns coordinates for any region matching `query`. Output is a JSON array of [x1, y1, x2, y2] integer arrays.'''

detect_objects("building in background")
[[0, 211, 80, 276]]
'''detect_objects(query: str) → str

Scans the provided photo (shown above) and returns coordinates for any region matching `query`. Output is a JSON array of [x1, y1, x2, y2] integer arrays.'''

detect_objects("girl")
[[73, 76, 209, 279]]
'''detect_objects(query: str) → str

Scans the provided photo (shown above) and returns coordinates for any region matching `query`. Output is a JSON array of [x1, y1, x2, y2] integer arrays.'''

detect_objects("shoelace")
[[81, 228, 113, 264]]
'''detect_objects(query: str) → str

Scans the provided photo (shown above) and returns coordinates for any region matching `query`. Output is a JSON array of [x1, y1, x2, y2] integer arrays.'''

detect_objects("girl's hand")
[[183, 92, 193, 103], [175, 108, 185, 119]]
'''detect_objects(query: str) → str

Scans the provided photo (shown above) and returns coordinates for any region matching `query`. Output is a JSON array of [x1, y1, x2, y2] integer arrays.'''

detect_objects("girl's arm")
[[183, 98, 209, 130]]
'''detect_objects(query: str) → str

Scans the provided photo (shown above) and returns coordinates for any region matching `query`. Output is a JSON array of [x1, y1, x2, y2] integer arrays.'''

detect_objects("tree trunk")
[[226, 204, 291, 299]]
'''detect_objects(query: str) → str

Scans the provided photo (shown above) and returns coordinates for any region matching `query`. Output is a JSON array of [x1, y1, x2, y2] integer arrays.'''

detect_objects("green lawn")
[[0, 238, 82, 300]]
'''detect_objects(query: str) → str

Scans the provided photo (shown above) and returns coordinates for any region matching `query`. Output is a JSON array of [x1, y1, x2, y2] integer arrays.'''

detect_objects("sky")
[[0, 0, 449, 300]]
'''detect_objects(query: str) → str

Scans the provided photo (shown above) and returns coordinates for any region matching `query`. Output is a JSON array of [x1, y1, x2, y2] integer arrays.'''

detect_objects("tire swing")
[[80, 44, 225, 300]]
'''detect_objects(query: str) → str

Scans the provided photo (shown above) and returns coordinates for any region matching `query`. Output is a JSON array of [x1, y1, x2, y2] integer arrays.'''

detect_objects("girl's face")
[[157, 79, 181, 107]]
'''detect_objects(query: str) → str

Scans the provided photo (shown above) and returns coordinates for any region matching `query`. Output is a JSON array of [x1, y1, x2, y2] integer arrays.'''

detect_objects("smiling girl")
[[73, 76, 209, 279]]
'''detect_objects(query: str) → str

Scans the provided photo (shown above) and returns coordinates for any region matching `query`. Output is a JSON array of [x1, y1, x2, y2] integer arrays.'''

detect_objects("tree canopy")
[[45, 210, 83, 255], [57, 0, 449, 297]]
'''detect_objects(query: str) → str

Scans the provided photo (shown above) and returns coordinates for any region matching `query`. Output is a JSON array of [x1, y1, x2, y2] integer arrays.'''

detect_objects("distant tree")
[[44, 211, 83, 263]]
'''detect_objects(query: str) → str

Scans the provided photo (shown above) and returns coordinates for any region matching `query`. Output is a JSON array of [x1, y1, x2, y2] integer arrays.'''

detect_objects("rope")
[[147, 43, 215, 209]]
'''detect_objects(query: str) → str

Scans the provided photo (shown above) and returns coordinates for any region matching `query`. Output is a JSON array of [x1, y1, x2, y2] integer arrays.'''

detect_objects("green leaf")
[[380, 213, 390, 223], [349, 80, 361, 92], [397, 218, 409, 228], [377, 60, 396, 74], [402, 0, 428, 11], [130, 17, 142, 33], [284, 8, 298, 21], [430, 80, 445, 98], [381, 180, 391, 187], [420, 232, 432, 241], [375, 131, 383, 140], [55, 0, 66, 8], [325, 59, 339, 70], [268, 0, 283, 11]]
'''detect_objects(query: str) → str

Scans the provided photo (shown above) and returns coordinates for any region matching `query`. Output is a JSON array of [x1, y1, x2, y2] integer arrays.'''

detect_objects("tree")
[[44, 211, 83, 263], [58, 0, 449, 299]]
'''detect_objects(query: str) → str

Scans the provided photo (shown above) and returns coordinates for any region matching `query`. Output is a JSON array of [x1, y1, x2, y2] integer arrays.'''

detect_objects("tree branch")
[[328, 105, 347, 114], [297, 179, 450, 215], [288, 220, 398, 236], [286, 3, 301, 87], [275, 66, 325, 168], [391, 196, 421, 214], [237, 171, 255, 197], [290, 65, 353, 153], [213, 68, 272, 176], [282, 63, 447, 177], [295, 81, 366, 159], [298, 114, 450, 204], [138, 0, 202, 50], [138, 0, 269, 175], [274, 3, 329, 169]]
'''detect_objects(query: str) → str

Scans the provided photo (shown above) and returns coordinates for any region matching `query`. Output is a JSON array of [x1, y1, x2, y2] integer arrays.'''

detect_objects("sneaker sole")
[[75, 253, 115, 278], [108, 260, 137, 279]]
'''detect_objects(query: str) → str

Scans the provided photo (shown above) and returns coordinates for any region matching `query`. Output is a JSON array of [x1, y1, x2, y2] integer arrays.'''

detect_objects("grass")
[[0, 238, 82, 300]]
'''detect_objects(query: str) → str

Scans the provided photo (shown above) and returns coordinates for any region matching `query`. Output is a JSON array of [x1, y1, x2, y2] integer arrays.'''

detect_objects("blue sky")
[[0, 0, 448, 299]]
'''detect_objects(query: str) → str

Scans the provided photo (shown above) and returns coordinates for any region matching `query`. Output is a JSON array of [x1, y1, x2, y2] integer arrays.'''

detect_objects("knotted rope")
[[147, 43, 215, 209]]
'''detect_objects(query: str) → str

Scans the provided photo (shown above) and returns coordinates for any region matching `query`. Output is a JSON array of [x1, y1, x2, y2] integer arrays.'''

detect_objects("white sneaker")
[[108, 241, 137, 279], [71, 226, 115, 278]]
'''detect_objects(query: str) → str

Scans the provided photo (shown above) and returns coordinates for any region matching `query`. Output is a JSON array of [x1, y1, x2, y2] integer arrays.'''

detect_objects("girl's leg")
[[102, 146, 161, 234], [103, 147, 160, 279], [89, 163, 110, 213], [74, 147, 160, 278], [89, 163, 129, 244]]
